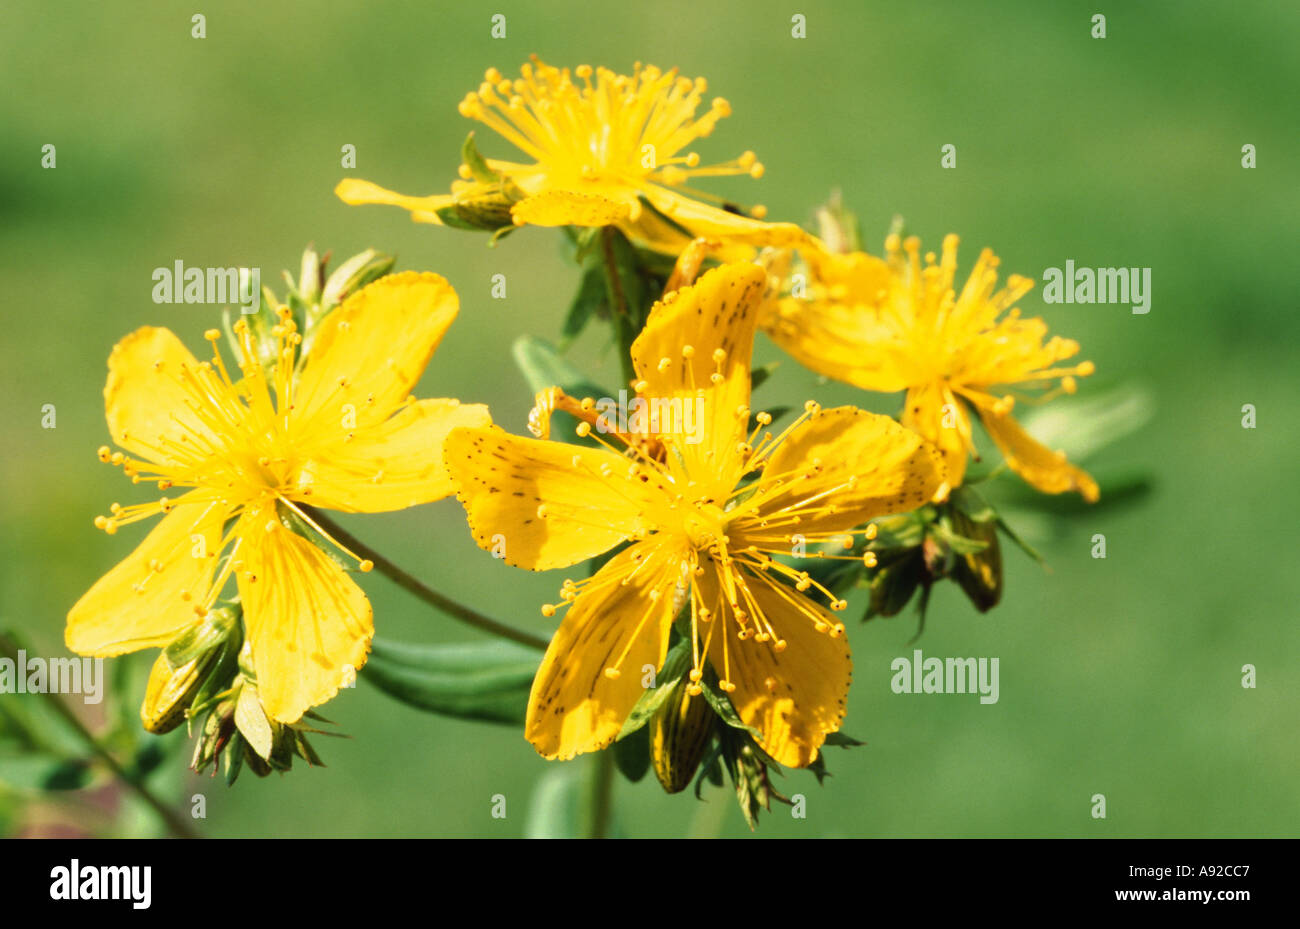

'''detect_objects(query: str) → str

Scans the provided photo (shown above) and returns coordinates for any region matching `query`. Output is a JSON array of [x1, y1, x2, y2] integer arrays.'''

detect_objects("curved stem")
[[303, 507, 550, 652], [583, 749, 616, 839], [0, 634, 200, 840]]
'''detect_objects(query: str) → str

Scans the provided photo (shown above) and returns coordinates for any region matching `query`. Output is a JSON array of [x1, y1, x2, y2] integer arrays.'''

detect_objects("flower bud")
[[650, 676, 715, 793]]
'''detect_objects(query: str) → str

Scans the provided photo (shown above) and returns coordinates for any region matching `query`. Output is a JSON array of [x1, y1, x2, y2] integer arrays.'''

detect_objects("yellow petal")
[[761, 250, 911, 392], [902, 383, 970, 487], [66, 499, 225, 657], [618, 204, 760, 263], [645, 187, 811, 247], [631, 262, 768, 498], [526, 541, 684, 760], [702, 567, 851, 768], [293, 271, 459, 432], [442, 426, 674, 571], [334, 178, 453, 221], [968, 396, 1100, 501], [292, 399, 492, 512], [739, 406, 948, 540], [236, 511, 374, 724], [104, 327, 221, 469], [510, 190, 632, 227]]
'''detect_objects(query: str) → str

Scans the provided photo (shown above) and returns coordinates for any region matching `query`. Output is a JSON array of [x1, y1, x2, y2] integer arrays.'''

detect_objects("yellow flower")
[[336, 57, 809, 253], [443, 263, 947, 766], [764, 234, 1099, 500], [66, 273, 491, 724]]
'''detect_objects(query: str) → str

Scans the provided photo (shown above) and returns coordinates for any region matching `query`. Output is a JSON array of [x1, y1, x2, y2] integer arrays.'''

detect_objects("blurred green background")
[[3, 0, 1297, 838]]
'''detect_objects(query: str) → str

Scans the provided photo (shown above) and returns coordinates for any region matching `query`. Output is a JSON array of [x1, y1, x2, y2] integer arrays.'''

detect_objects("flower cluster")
[[66, 58, 1104, 826]]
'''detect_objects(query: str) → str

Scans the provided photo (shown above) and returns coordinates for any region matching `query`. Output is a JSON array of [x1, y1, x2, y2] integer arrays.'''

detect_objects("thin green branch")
[[303, 507, 549, 652], [0, 633, 200, 839], [599, 226, 638, 385]]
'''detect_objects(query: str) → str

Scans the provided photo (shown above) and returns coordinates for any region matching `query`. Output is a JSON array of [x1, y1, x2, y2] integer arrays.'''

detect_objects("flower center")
[[683, 502, 728, 550]]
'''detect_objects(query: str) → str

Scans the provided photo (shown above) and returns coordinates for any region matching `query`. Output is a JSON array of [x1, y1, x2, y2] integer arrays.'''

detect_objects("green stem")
[[303, 508, 549, 652], [599, 226, 638, 385], [583, 749, 616, 839], [0, 634, 200, 840]]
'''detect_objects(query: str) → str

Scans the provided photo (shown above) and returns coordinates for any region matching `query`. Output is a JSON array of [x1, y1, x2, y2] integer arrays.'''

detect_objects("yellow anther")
[[541, 604, 557, 617], [359, 560, 374, 573], [603, 668, 621, 680]]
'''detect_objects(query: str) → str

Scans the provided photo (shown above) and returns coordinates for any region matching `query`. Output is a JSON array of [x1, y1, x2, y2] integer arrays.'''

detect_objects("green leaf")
[[41, 758, 94, 791], [561, 265, 609, 345], [0, 754, 98, 792], [361, 639, 541, 725], [996, 468, 1155, 517], [511, 334, 610, 400], [613, 727, 651, 783], [1014, 384, 1155, 464]]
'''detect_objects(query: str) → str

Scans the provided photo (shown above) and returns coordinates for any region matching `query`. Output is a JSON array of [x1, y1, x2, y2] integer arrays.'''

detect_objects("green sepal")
[[618, 638, 689, 739], [699, 669, 761, 739], [460, 131, 500, 185]]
